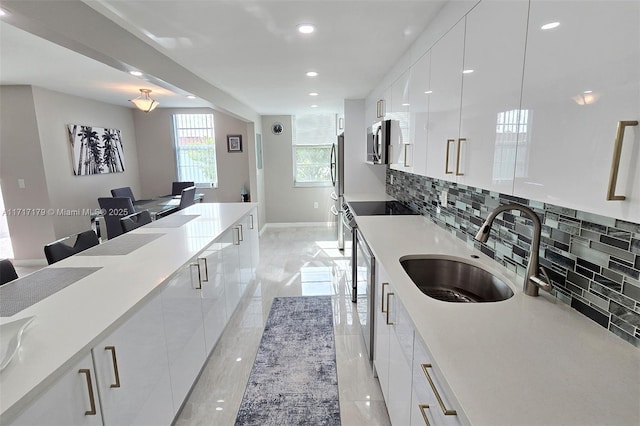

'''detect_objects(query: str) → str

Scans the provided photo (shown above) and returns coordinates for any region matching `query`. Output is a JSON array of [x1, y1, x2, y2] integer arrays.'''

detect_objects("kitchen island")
[[357, 214, 640, 426], [0, 203, 258, 424]]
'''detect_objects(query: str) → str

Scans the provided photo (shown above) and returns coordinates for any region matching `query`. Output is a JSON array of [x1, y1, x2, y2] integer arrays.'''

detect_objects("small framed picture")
[[227, 135, 243, 152]]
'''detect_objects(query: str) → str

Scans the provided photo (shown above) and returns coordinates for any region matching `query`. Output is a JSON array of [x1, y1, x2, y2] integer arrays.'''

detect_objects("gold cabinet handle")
[[79, 369, 97, 416], [419, 404, 432, 426], [104, 346, 121, 388], [404, 144, 411, 167], [191, 262, 202, 289], [445, 139, 455, 174], [201, 257, 209, 282], [456, 138, 466, 176], [249, 214, 255, 229], [421, 364, 457, 416], [381, 282, 389, 312], [386, 292, 395, 325], [607, 120, 638, 201]]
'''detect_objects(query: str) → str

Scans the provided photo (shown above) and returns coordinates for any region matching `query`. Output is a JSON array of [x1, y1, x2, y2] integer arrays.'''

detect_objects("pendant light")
[[129, 89, 159, 112]]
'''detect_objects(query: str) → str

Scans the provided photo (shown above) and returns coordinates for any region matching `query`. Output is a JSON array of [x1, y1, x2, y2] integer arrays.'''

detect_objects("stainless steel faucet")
[[474, 204, 552, 297]]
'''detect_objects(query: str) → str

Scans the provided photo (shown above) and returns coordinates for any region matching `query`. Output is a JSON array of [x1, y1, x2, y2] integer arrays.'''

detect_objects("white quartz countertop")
[[356, 215, 640, 426], [0, 203, 257, 422]]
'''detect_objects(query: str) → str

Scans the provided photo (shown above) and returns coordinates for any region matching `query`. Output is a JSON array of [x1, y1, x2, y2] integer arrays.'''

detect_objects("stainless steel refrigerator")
[[330, 133, 345, 250]]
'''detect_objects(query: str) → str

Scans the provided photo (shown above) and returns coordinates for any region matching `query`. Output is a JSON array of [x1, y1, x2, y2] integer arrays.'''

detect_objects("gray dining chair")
[[44, 230, 100, 265], [172, 181, 195, 196], [120, 210, 152, 233], [179, 186, 196, 210], [97, 197, 136, 240], [110, 186, 136, 202], [0, 258, 19, 285]]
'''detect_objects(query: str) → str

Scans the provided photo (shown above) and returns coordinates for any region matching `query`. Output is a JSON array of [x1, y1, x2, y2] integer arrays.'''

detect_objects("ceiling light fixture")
[[0, 9, 7, 16], [311, 104, 318, 108], [129, 70, 143, 77], [306, 71, 318, 77], [309, 92, 318, 96], [129, 89, 159, 112], [186, 95, 197, 99], [297, 24, 315, 34], [541, 22, 560, 30]]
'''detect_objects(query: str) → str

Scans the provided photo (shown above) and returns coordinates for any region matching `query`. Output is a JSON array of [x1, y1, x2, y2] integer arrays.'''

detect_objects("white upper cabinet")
[[425, 19, 465, 183], [516, 0, 640, 222], [456, 0, 529, 193], [407, 52, 431, 176], [389, 70, 412, 171]]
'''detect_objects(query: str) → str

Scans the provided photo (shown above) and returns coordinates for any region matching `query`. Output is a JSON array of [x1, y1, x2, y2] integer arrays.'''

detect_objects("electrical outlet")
[[441, 190, 448, 206], [390, 175, 395, 185], [313, 202, 319, 209]]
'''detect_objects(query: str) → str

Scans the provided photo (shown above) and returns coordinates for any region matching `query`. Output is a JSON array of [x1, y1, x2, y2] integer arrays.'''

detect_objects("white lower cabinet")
[[411, 334, 462, 426], [199, 243, 228, 354], [93, 295, 175, 425], [9, 354, 103, 426], [160, 263, 207, 413], [374, 263, 414, 426]]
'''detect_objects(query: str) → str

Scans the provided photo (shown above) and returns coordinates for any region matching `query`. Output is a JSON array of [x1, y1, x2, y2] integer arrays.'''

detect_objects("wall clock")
[[271, 122, 284, 135]]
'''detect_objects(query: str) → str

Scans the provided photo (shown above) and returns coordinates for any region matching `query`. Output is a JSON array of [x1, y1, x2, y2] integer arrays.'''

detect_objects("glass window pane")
[[173, 113, 218, 186]]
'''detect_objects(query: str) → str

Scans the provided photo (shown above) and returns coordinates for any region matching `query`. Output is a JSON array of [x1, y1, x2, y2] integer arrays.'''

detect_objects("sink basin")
[[400, 256, 514, 303]]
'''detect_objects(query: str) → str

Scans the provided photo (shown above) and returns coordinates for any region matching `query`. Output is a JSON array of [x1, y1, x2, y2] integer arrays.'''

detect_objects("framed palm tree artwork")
[[67, 124, 125, 175]]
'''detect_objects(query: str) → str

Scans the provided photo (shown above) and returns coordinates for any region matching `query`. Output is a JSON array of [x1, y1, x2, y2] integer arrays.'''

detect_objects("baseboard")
[[264, 222, 336, 229]]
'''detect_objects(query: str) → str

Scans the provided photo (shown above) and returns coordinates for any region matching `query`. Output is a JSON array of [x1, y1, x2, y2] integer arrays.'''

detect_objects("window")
[[172, 113, 218, 187], [293, 114, 335, 187]]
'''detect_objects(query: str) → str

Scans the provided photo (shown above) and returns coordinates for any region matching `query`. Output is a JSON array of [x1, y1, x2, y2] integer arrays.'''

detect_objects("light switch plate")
[[441, 190, 448, 206]]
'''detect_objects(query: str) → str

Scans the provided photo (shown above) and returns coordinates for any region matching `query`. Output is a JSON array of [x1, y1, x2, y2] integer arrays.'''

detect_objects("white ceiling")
[[0, 1, 448, 116]]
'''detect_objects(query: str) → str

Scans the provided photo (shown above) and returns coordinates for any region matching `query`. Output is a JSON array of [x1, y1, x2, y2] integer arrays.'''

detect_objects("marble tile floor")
[[175, 225, 391, 426]]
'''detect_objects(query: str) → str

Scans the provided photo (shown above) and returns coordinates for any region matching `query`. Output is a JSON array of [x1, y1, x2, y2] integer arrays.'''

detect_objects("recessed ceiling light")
[[0, 9, 7, 16], [311, 104, 319, 108], [186, 95, 196, 99], [541, 22, 560, 30], [306, 71, 318, 77], [129, 71, 143, 77], [402, 103, 410, 107], [583, 90, 593, 94], [309, 92, 318, 96], [463, 69, 474, 74], [425, 90, 433, 94], [297, 24, 315, 34]]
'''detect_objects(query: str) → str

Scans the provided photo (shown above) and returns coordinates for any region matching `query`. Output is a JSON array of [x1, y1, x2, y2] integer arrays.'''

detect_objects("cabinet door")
[[237, 216, 253, 296], [373, 264, 391, 401], [456, 0, 529, 193], [387, 291, 414, 426], [425, 19, 465, 182], [247, 211, 260, 277], [516, 0, 640, 222], [199, 244, 227, 355], [9, 354, 103, 426], [408, 52, 431, 176], [411, 334, 462, 426], [389, 70, 412, 171], [160, 263, 207, 411], [221, 226, 241, 320], [93, 295, 174, 425]]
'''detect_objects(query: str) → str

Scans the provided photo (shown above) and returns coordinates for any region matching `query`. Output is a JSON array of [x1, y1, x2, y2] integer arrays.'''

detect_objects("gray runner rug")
[[235, 296, 340, 426]]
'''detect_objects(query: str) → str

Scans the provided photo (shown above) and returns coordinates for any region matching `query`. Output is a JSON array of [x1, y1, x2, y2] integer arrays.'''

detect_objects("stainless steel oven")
[[343, 200, 418, 363]]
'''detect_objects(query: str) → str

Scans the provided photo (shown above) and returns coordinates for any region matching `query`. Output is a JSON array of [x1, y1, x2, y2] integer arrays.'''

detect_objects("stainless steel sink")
[[400, 256, 514, 303]]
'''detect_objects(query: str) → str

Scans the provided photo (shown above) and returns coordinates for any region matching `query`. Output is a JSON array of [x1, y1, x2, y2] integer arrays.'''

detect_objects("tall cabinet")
[[516, 0, 640, 223]]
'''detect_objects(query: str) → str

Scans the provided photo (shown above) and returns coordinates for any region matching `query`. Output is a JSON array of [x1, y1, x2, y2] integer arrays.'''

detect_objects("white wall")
[[133, 107, 251, 203], [0, 86, 56, 260], [262, 115, 334, 224], [31, 86, 143, 240], [343, 99, 386, 195], [0, 85, 142, 259]]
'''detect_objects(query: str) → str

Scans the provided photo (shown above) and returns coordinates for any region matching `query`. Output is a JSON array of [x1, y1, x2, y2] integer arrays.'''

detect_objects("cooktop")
[[346, 200, 417, 216]]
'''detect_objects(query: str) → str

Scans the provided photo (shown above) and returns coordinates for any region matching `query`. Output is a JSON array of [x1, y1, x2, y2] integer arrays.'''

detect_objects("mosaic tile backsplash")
[[387, 169, 640, 348]]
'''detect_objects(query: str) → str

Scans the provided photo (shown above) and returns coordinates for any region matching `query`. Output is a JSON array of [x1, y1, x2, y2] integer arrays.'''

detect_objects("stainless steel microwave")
[[366, 119, 394, 164]]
